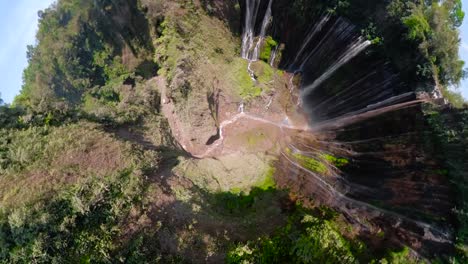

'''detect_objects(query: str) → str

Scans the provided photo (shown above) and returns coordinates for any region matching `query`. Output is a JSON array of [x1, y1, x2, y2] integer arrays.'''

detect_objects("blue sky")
[[459, 0, 468, 99], [0, 0, 468, 104], [0, 0, 55, 104]]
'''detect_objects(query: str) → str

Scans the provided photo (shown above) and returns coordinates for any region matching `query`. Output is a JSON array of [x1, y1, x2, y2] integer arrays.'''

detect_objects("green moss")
[[259, 36, 278, 62], [293, 153, 328, 174], [230, 187, 242, 194], [255, 166, 276, 190], [321, 154, 349, 168], [434, 169, 449, 176], [229, 165, 275, 193], [229, 58, 261, 99]]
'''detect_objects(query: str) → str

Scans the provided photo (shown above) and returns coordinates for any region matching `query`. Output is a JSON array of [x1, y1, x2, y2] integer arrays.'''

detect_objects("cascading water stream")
[[290, 14, 331, 70], [252, 0, 273, 60], [241, 0, 261, 59], [269, 45, 278, 66], [247, 61, 256, 81], [301, 37, 371, 98], [241, 0, 273, 61], [310, 98, 428, 131], [241, 0, 274, 81]]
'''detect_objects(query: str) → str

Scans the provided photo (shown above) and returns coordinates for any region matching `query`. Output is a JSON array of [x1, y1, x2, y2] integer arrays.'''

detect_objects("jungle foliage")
[[16, 0, 157, 118], [289, 0, 466, 105], [226, 207, 416, 264], [425, 105, 468, 256]]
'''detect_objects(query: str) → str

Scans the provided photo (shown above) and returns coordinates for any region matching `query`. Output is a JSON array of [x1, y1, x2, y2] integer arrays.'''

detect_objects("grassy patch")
[[227, 59, 279, 100], [252, 60, 275, 84], [229, 58, 260, 99], [246, 131, 267, 147], [0, 122, 159, 208]]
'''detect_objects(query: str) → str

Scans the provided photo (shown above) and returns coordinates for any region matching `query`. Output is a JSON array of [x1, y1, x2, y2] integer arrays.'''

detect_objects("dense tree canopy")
[[16, 0, 155, 113]]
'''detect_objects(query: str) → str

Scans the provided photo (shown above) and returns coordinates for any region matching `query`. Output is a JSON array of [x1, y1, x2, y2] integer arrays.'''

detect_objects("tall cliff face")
[[237, 0, 467, 259]]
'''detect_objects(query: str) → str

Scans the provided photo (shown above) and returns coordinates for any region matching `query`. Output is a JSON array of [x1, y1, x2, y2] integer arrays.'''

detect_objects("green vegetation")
[[226, 207, 416, 264], [0, 121, 161, 263], [321, 154, 350, 168], [229, 59, 283, 100], [293, 153, 328, 174], [425, 106, 468, 259], [214, 187, 278, 216], [289, 152, 349, 174], [290, 0, 466, 106], [361, 22, 383, 45], [230, 58, 262, 99], [0, 122, 154, 207], [259, 36, 278, 62], [0, 171, 143, 263], [15, 0, 157, 122], [389, 0, 466, 105], [253, 61, 276, 84], [394, 0, 465, 105], [256, 166, 276, 190], [82, 78, 160, 126]]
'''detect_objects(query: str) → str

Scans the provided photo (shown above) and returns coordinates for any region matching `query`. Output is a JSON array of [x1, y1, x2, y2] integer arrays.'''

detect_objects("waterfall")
[[241, 0, 261, 59], [251, 0, 273, 60], [290, 14, 331, 70], [241, 0, 273, 61], [310, 98, 427, 131], [301, 38, 371, 98], [269, 45, 278, 66]]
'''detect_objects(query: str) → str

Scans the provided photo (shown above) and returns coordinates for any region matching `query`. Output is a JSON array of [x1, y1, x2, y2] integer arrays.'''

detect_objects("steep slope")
[[0, 0, 466, 263]]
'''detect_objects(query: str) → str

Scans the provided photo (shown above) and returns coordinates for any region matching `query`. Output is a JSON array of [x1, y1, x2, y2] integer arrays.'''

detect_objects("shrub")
[[0, 170, 145, 263]]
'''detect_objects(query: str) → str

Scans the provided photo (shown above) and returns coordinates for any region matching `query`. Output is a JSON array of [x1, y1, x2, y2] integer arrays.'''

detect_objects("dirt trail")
[[199, 111, 309, 158]]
